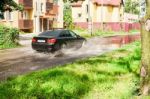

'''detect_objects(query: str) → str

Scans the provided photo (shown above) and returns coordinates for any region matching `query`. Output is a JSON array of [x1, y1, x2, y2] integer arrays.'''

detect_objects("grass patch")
[[73, 29, 140, 38], [0, 41, 141, 99]]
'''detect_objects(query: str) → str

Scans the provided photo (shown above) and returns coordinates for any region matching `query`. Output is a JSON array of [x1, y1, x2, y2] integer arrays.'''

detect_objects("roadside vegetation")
[[73, 28, 140, 38], [0, 41, 141, 99], [0, 25, 20, 49]]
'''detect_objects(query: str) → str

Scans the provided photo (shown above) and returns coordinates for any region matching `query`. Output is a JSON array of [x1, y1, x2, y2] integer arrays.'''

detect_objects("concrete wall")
[[74, 22, 140, 32]]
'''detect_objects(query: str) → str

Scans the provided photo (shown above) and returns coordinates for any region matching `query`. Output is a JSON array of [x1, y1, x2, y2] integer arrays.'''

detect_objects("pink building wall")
[[74, 22, 140, 32]]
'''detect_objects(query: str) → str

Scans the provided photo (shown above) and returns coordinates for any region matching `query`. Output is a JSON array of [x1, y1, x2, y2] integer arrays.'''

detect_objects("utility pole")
[[101, 0, 104, 30], [88, 0, 92, 36]]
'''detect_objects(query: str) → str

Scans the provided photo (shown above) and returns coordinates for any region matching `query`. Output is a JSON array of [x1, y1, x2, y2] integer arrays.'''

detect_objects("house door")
[[49, 20, 53, 30], [40, 18, 49, 32]]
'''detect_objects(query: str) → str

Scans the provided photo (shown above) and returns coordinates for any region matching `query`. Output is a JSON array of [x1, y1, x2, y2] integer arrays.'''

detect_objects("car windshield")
[[38, 30, 62, 37]]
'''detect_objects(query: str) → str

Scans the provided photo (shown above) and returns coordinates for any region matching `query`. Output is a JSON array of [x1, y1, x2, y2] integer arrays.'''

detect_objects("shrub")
[[0, 25, 19, 49], [63, 2, 74, 30]]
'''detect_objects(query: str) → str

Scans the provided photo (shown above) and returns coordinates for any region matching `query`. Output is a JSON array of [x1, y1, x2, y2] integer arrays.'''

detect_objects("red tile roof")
[[93, 0, 122, 6]]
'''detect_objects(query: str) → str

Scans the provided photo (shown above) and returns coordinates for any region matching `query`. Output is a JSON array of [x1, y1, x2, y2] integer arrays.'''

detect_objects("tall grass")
[[0, 41, 141, 99]]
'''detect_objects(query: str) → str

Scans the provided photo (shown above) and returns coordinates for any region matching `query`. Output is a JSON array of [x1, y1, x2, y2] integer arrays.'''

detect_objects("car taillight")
[[47, 38, 56, 44], [32, 38, 36, 43]]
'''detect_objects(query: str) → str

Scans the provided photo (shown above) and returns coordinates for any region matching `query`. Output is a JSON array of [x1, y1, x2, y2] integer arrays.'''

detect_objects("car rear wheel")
[[53, 43, 67, 57]]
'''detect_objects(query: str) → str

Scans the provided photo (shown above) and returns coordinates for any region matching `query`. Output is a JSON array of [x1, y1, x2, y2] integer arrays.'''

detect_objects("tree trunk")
[[140, 0, 150, 95]]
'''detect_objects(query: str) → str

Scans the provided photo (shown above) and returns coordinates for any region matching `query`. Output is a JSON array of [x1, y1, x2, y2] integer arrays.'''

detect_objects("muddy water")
[[0, 34, 140, 80]]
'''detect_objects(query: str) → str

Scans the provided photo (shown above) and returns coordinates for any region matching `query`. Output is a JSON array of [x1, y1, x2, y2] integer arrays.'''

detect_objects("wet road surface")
[[0, 35, 140, 80]]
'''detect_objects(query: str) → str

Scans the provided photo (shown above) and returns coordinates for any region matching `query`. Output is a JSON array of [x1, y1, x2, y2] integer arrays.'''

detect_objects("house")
[[71, 0, 140, 31], [0, 0, 64, 33], [71, 0, 123, 30], [72, 0, 123, 22]]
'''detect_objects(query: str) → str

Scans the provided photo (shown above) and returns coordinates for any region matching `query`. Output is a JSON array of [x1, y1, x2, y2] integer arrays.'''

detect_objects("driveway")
[[0, 34, 139, 80]]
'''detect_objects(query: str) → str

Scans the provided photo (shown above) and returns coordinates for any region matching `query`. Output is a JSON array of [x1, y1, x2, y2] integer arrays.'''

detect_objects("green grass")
[[73, 29, 140, 38], [0, 41, 141, 99]]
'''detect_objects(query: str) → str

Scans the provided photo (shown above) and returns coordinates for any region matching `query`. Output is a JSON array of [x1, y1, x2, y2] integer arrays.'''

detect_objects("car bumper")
[[32, 43, 54, 52]]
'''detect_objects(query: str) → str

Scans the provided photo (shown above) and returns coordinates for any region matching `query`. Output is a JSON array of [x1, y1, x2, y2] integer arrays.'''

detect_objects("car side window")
[[69, 31, 77, 38], [64, 31, 72, 37], [59, 31, 66, 37], [59, 31, 71, 37]]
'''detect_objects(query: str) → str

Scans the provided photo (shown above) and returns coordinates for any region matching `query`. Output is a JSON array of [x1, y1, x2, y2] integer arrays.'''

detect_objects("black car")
[[32, 30, 86, 52]]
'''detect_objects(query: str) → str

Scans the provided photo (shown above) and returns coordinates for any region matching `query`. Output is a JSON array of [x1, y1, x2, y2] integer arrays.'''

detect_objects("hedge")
[[0, 25, 19, 49]]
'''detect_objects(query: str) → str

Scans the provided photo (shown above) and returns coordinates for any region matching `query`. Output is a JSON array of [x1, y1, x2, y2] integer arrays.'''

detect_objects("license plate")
[[37, 40, 45, 42]]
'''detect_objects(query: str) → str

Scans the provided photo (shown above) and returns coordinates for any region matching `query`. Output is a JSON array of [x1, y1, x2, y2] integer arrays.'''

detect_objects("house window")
[[23, 11, 29, 19], [8, 11, 12, 20], [78, 13, 82, 18], [36, 2, 38, 11], [54, 0, 58, 4], [86, 4, 88, 14], [41, 3, 44, 12], [86, 18, 88, 22], [5, 11, 12, 21], [0, 12, 5, 20], [21, 12, 23, 18]]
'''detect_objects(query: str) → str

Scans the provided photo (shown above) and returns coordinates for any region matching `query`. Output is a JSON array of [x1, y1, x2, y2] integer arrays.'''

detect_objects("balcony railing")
[[19, 0, 33, 9], [46, 2, 53, 11], [46, 3, 59, 15], [51, 5, 58, 15], [19, 19, 33, 29]]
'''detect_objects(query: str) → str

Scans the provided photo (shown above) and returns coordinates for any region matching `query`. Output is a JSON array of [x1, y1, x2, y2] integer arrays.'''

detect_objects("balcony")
[[19, 0, 33, 9], [46, 2, 59, 15], [19, 19, 33, 29], [46, 2, 53, 11], [50, 5, 59, 15]]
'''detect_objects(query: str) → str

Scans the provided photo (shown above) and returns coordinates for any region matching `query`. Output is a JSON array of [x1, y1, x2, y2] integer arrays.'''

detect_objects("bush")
[[0, 25, 20, 49], [63, 2, 74, 30]]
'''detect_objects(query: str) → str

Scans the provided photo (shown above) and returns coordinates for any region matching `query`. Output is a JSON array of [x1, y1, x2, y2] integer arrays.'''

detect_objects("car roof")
[[38, 30, 68, 37]]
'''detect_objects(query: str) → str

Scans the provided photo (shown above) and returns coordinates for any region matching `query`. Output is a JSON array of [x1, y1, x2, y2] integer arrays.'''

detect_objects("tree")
[[63, 2, 74, 29], [0, 0, 23, 18], [140, 0, 150, 95], [124, 0, 139, 14]]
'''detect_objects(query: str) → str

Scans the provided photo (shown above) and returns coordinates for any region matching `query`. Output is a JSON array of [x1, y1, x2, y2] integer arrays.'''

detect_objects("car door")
[[64, 30, 77, 48], [68, 30, 83, 48], [58, 30, 74, 48]]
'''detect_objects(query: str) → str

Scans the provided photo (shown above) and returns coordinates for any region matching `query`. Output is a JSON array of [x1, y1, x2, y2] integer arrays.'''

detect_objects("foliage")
[[63, 2, 74, 29], [0, 0, 23, 18], [0, 25, 20, 49], [124, 0, 140, 14], [0, 41, 141, 98], [0, 0, 23, 12]]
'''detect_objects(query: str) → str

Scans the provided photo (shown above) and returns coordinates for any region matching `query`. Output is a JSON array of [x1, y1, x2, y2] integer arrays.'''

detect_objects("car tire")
[[54, 43, 67, 57]]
